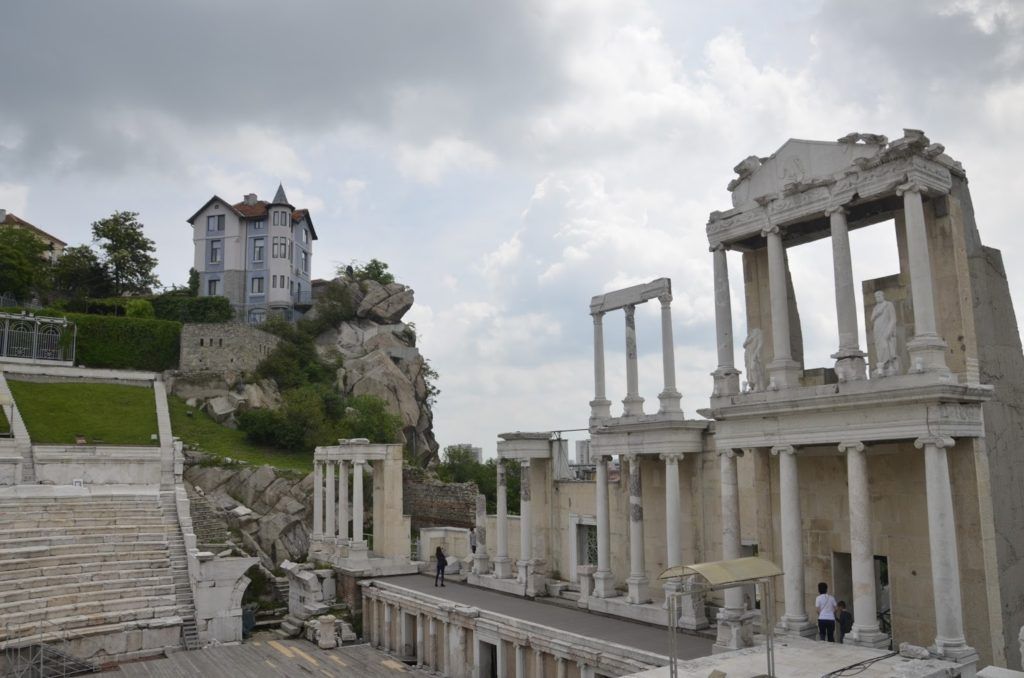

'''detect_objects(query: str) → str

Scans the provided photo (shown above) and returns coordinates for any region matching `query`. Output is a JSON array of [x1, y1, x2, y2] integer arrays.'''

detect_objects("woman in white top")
[[815, 581, 838, 642]]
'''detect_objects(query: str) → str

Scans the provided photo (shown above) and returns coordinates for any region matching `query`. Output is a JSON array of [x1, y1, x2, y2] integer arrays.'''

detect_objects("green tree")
[[91, 211, 159, 295], [0, 226, 49, 300], [343, 258, 395, 285], [51, 245, 113, 300], [187, 267, 199, 296], [436, 445, 520, 514]]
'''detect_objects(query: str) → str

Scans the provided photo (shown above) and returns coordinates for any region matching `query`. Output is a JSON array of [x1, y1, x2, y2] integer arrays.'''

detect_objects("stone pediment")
[[729, 137, 884, 209]]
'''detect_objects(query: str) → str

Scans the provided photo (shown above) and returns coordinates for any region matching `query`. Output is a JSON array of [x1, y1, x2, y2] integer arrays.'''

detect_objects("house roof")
[[1, 212, 67, 247], [270, 183, 291, 206], [186, 191, 317, 240]]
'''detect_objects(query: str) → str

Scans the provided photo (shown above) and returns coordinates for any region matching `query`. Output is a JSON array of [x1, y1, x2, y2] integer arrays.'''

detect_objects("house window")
[[280, 211, 289, 226], [301, 228, 308, 244], [251, 277, 264, 294], [207, 279, 219, 296], [289, 279, 294, 295], [253, 238, 265, 262], [207, 215, 225, 232], [302, 251, 309, 273], [248, 308, 266, 324], [252, 219, 265, 230], [288, 241, 293, 261], [210, 239, 222, 263]]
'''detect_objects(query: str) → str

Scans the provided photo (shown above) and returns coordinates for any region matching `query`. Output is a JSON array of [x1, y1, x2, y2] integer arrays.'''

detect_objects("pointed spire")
[[271, 182, 290, 205]]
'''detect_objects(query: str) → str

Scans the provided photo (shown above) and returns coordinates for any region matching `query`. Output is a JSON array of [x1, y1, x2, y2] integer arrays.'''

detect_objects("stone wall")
[[402, 468, 476, 530], [179, 323, 280, 374]]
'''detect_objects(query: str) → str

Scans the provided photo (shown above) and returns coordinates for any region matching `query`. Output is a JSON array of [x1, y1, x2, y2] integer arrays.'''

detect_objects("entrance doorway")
[[477, 639, 497, 678], [577, 524, 598, 568], [832, 552, 889, 631]]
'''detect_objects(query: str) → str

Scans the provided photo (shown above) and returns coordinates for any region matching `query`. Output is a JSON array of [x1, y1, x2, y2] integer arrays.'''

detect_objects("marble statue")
[[743, 328, 766, 392], [871, 291, 900, 377]]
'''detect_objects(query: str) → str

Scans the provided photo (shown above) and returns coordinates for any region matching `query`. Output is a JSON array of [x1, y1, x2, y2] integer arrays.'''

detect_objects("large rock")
[[344, 350, 422, 428], [356, 280, 415, 323]]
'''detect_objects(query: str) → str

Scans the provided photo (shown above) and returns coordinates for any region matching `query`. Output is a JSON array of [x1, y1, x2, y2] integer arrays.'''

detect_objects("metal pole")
[[669, 592, 679, 678]]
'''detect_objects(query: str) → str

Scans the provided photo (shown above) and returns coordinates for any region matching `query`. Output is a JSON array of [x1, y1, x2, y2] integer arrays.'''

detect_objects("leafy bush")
[[297, 281, 356, 337], [236, 409, 280, 446], [125, 298, 155, 318], [69, 313, 181, 371], [342, 258, 395, 285], [254, 331, 337, 390], [150, 293, 233, 323]]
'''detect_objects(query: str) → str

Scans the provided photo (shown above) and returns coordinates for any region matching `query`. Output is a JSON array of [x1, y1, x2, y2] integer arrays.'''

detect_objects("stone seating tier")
[[0, 495, 183, 652]]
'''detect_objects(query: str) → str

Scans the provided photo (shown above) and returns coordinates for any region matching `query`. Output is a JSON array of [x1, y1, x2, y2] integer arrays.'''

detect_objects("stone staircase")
[[185, 485, 232, 548], [0, 495, 182, 656], [159, 491, 199, 650], [0, 372, 34, 484]]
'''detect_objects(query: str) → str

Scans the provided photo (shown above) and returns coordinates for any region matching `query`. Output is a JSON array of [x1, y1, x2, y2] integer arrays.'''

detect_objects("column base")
[[713, 608, 758, 653], [492, 557, 514, 579], [622, 395, 645, 416], [775, 615, 817, 638], [592, 571, 616, 599], [711, 367, 741, 397], [626, 576, 651, 605], [767, 359, 802, 390], [589, 398, 612, 418], [472, 554, 491, 576], [517, 559, 546, 597], [347, 541, 369, 561], [930, 640, 979, 664], [657, 389, 683, 414], [847, 626, 890, 649], [908, 334, 950, 375], [663, 581, 708, 630], [831, 349, 867, 382]]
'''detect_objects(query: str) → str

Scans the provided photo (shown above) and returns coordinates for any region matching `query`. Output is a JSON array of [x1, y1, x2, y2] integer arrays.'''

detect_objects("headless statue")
[[871, 291, 900, 377]]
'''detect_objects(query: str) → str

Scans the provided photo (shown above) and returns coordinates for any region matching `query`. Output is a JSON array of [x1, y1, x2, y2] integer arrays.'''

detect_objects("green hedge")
[[68, 313, 181, 371], [150, 295, 233, 323]]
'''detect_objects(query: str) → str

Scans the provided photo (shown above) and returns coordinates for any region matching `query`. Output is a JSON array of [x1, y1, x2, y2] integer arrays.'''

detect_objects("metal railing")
[[2, 620, 98, 677]]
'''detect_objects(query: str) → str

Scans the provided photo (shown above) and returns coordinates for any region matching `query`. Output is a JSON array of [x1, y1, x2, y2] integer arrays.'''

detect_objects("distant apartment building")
[[186, 185, 317, 323], [0, 209, 66, 263]]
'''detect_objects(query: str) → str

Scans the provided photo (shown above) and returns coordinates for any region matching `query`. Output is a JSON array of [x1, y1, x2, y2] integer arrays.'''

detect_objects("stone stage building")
[[454, 130, 1024, 675]]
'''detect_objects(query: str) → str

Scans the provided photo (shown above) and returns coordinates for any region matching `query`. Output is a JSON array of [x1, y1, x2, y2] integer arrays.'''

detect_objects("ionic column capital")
[[621, 452, 640, 465], [591, 311, 605, 323], [717, 448, 738, 459], [709, 242, 729, 253], [594, 454, 613, 463], [838, 441, 865, 454], [896, 179, 927, 197], [914, 435, 955, 450], [623, 304, 636, 319], [770, 444, 796, 457], [761, 223, 781, 238], [658, 292, 673, 305], [659, 452, 683, 464], [823, 203, 848, 217]]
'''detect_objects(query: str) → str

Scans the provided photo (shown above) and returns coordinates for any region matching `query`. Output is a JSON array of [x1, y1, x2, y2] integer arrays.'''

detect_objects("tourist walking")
[[469, 529, 477, 554], [836, 601, 853, 644], [434, 546, 448, 587], [815, 582, 838, 642]]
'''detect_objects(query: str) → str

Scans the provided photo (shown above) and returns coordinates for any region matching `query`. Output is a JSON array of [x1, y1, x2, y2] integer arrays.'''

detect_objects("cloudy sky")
[[2, 0, 1022, 457]]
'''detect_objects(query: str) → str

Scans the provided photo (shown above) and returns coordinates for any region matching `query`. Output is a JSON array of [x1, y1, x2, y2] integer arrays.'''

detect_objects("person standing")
[[836, 601, 853, 644], [434, 546, 448, 587], [469, 529, 477, 555], [815, 582, 838, 642]]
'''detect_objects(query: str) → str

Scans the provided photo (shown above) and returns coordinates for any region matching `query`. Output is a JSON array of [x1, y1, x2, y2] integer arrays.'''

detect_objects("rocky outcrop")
[[165, 372, 282, 428], [184, 458, 312, 571], [313, 278, 438, 465]]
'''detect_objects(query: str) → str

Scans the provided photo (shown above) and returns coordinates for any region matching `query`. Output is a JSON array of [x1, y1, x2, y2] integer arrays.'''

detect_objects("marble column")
[[415, 613, 424, 666], [441, 621, 450, 675], [624, 454, 650, 604], [514, 644, 526, 678], [899, 182, 949, 373], [593, 455, 615, 598], [711, 244, 741, 396], [473, 493, 490, 575], [312, 460, 324, 540], [352, 460, 365, 544], [325, 459, 336, 539], [517, 460, 533, 585], [338, 460, 349, 542], [591, 312, 611, 418], [658, 293, 683, 413], [772, 445, 814, 636], [533, 648, 544, 678], [428, 617, 437, 670], [494, 460, 513, 578], [719, 449, 743, 611], [383, 603, 392, 652], [623, 305, 645, 416], [662, 453, 682, 573], [496, 639, 508, 678], [916, 436, 976, 661], [827, 206, 867, 381], [556, 656, 567, 678], [840, 441, 888, 647], [763, 224, 801, 388]]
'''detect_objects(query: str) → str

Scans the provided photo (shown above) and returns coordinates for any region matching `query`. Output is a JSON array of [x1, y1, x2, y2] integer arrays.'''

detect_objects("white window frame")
[[207, 215, 224, 232], [209, 239, 222, 264], [251, 276, 264, 294], [253, 237, 265, 262], [207, 279, 219, 296]]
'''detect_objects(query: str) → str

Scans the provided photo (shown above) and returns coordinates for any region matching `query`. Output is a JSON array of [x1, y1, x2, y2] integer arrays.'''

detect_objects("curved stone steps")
[[0, 604, 180, 643], [0, 615, 182, 653], [0, 583, 176, 615], [0, 565, 173, 594], [0, 532, 168, 549], [0, 556, 172, 583], [0, 574, 175, 604]]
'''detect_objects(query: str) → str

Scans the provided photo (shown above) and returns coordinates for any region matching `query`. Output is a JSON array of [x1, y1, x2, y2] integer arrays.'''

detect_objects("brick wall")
[[402, 468, 477, 530], [179, 323, 280, 373]]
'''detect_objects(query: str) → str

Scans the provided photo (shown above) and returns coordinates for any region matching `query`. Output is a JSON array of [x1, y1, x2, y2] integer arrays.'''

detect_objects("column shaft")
[[764, 225, 800, 387], [900, 184, 949, 373], [494, 461, 512, 578], [625, 454, 650, 604], [774, 445, 810, 631], [919, 437, 970, 655], [352, 461, 365, 543], [712, 245, 740, 395], [662, 454, 681, 568], [514, 644, 526, 678], [338, 461, 349, 542], [843, 442, 886, 645], [658, 294, 682, 413], [325, 460, 336, 539], [591, 313, 610, 417], [312, 460, 323, 539], [720, 450, 743, 610], [519, 461, 532, 569], [428, 618, 437, 670], [623, 305, 644, 415], [829, 208, 867, 380], [594, 455, 614, 598]]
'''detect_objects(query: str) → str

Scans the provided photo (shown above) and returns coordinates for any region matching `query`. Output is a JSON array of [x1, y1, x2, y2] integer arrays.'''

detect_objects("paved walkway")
[[384, 574, 713, 660], [113, 636, 410, 677]]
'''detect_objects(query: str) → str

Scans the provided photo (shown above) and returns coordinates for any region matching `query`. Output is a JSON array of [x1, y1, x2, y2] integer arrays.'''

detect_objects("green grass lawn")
[[167, 395, 312, 473], [0, 405, 9, 434], [7, 380, 159, 445]]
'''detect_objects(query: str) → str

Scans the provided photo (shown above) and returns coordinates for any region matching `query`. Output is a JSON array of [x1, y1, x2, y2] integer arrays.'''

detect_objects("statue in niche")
[[871, 291, 900, 377], [743, 328, 766, 392]]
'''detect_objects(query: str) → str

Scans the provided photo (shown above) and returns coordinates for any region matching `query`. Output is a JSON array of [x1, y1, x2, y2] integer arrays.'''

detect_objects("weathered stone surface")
[[345, 351, 421, 427]]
